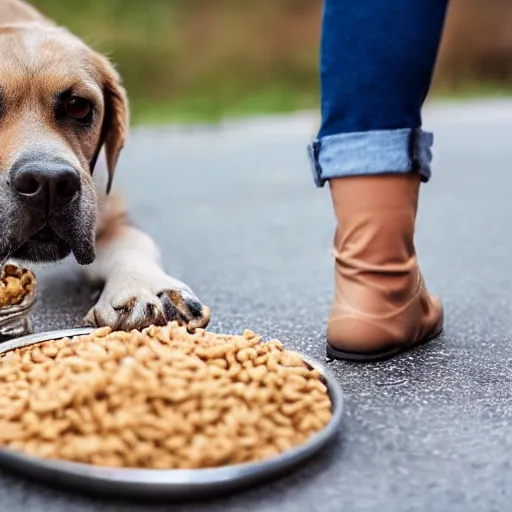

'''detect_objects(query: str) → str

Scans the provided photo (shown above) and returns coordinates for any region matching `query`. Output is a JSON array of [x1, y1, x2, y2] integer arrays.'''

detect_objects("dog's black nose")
[[10, 162, 80, 212]]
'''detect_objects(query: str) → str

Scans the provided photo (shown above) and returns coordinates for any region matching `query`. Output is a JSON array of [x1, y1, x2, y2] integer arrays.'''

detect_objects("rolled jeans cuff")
[[307, 128, 433, 188]]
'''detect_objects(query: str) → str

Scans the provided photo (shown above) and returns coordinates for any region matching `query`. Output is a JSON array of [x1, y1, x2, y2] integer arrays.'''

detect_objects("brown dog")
[[0, 0, 210, 331]]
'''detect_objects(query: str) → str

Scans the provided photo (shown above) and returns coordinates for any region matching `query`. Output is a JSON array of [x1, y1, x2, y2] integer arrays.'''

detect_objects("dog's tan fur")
[[0, 0, 210, 331]]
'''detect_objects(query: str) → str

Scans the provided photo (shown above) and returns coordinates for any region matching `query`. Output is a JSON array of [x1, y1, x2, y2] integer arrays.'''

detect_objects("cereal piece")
[[0, 322, 333, 469], [0, 264, 36, 308]]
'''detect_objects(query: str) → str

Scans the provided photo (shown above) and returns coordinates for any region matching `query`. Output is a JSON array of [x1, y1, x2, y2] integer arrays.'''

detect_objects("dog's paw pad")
[[84, 277, 210, 332]]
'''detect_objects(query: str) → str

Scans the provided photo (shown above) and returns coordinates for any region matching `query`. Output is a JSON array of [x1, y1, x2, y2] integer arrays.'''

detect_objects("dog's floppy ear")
[[90, 54, 129, 194]]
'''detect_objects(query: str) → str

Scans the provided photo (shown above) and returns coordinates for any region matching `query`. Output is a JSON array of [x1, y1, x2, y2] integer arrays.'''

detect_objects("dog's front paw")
[[84, 271, 211, 332]]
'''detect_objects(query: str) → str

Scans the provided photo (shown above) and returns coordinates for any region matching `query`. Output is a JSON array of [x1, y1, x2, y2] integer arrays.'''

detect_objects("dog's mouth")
[[0, 176, 97, 266], [30, 225, 59, 244], [12, 224, 72, 263], [7, 216, 95, 265]]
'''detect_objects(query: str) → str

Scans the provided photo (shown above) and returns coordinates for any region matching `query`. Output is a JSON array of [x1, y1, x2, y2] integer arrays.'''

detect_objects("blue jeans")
[[308, 0, 450, 187]]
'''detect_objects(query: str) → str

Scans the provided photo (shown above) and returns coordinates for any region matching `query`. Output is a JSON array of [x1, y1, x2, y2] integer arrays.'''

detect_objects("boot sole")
[[325, 326, 443, 363]]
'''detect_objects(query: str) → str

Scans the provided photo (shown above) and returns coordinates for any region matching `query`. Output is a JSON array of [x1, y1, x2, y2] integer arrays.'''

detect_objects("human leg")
[[309, 0, 450, 361]]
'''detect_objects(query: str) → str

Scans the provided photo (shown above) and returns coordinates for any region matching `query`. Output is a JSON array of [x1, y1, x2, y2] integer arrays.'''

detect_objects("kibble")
[[0, 322, 332, 469], [0, 264, 36, 308]]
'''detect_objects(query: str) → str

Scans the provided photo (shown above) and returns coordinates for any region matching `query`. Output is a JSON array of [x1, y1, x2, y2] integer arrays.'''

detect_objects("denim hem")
[[307, 128, 433, 188]]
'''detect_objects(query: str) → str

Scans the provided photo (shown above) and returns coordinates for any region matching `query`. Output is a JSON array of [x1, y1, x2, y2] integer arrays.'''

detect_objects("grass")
[[129, 79, 512, 126], [129, 86, 320, 125], [131, 83, 512, 126], [433, 82, 512, 101]]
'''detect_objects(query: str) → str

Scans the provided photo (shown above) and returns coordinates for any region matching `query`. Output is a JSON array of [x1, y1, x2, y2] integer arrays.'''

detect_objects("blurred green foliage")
[[29, 0, 512, 125], [30, 0, 322, 124]]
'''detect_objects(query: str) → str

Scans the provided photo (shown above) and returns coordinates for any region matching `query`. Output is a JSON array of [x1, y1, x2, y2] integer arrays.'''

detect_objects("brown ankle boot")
[[327, 173, 443, 361]]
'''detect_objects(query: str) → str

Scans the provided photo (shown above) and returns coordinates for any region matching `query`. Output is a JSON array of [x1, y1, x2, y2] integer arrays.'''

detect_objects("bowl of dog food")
[[0, 322, 343, 499], [0, 263, 37, 340]]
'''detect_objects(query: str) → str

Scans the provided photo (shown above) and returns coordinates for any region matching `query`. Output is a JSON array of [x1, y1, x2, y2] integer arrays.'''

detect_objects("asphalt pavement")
[[2, 99, 512, 511]]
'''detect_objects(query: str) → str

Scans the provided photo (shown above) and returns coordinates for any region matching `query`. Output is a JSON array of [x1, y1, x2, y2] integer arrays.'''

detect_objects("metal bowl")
[[0, 328, 344, 499]]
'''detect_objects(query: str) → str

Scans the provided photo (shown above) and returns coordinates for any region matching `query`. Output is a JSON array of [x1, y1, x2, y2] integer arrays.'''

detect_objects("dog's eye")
[[65, 97, 92, 120]]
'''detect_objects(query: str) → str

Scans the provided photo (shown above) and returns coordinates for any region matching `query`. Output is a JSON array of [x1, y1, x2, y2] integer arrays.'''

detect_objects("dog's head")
[[0, 22, 128, 265]]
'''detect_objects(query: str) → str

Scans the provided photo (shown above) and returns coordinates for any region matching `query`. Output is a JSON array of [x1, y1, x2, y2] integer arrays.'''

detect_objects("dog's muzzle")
[[2, 155, 96, 266]]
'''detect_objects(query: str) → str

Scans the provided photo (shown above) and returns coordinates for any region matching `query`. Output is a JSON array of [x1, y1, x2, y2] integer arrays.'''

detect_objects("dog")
[[0, 0, 211, 331]]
